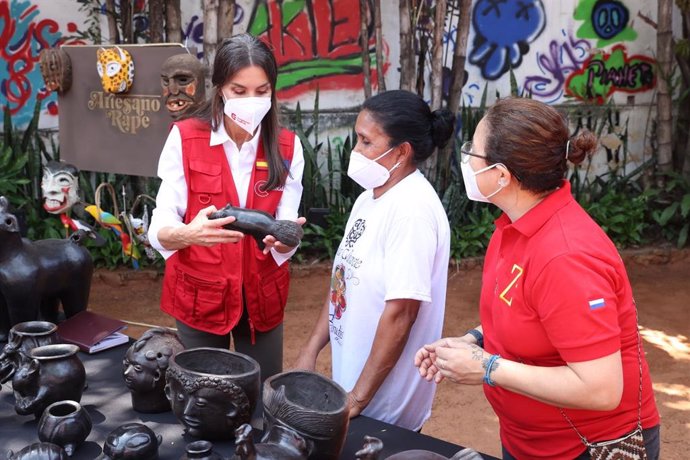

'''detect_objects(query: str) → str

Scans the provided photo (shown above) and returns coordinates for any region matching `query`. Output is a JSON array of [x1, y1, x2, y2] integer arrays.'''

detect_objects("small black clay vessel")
[[38, 400, 92, 456], [262, 370, 349, 460], [165, 347, 260, 440], [234, 423, 307, 460], [180, 440, 224, 460], [7, 442, 67, 460], [123, 327, 184, 413], [0, 321, 59, 384], [12, 344, 86, 417], [208, 204, 303, 249], [102, 423, 162, 460]]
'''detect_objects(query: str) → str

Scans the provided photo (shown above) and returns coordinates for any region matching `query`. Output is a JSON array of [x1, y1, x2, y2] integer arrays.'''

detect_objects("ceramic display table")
[[0, 341, 498, 459]]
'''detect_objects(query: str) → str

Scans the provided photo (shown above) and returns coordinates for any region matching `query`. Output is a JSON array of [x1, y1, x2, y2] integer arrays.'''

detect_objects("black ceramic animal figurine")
[[234, 423, 308, 460], [101, 423, 162, 460], [0, 196, 93, 343], [208, 204, 303, 250], [7, 442, 68, 460]]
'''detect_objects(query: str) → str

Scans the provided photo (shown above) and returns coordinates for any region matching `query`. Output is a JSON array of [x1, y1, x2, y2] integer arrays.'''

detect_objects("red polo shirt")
[[480, 181, 659, 459]]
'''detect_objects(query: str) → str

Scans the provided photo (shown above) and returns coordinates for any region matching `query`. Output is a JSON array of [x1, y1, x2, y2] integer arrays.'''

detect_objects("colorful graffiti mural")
[[566, 45, 655, 103], [523, 30, 592, 103], [469, 0, 546, 81], [0, 0, 81, 127], [247, 0, 388, 99], [574, 0, 637, 47], [182, 7, 245, 58]]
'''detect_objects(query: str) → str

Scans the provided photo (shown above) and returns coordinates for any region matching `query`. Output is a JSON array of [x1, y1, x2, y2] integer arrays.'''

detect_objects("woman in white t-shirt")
[[295, 90, 453, 431]]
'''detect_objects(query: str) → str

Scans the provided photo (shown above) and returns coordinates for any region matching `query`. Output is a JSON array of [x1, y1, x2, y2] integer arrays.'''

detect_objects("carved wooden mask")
[[160, 53, 206, 119], [39, 48, 73, 93]]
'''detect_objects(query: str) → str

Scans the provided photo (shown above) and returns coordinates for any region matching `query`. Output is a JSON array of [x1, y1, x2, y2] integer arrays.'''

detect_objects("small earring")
[[498, 178, 507, 186]]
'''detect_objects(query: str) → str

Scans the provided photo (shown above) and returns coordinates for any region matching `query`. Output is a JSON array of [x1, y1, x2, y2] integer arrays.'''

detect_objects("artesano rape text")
[[87, 91, 161, 134]]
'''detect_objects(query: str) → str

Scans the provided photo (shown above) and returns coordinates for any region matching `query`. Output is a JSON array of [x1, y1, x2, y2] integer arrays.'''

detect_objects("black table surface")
[[0, 341, 499, 459]]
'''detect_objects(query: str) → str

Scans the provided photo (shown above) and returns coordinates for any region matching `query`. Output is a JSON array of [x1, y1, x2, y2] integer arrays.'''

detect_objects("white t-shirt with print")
[[328, 169, 450, 431]]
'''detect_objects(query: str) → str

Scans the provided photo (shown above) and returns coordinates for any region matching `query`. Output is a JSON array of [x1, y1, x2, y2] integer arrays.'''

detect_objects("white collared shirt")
[[148, 122, 304, 266]]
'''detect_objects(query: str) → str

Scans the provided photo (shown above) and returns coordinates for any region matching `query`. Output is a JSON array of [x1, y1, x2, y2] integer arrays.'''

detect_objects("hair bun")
[[568, 130, 598, 165], [431, 108, 455, 149]]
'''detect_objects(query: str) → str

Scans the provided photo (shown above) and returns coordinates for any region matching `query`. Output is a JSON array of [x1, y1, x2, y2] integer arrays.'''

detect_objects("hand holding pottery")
[[208, 204, 304, 250]]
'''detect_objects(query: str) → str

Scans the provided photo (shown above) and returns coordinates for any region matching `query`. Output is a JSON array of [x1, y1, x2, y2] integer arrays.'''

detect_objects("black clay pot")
[[7, 442, 68, 460], [9, 321, 59, 354], [165, 347, 260, 440], [263, 370, 349, 460], [180, 440, 224, 460], [38, 400, 92, 456], [1, 321, 59, 384], [12, 344, 85, 417]]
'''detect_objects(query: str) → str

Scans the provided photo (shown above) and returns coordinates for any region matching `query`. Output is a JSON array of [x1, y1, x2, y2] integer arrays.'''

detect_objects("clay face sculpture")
[[41, 162, 80, 215], [97, 46, 134, 94], [262, 370, 350, 460], [234, 423, 308, 460], [160, 53, 205, 119], [7, 442, 68, 460], [165, 348, 260, 440], [12, 344, 86, 417], [102, 423, 161, 460], [0, 196, 93, 343], [209, 204, 304, 250], [38, 400, 92, 456], [39, 47, 72, 93], [122, 327, 184, 413]]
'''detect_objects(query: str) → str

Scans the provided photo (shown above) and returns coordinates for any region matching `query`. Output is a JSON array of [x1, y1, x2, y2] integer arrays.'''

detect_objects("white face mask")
[[222, 95, 271, 135], [461, 160, 504, 202], [347, 147, 401, 190]]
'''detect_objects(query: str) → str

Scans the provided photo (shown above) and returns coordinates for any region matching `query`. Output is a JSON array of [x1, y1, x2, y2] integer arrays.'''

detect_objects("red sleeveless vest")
[[160, 118, 296, 335]]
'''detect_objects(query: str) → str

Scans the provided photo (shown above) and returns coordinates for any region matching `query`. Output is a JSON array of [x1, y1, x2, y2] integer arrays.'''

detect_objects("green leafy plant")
[[299, 211, 350, 261], [647, 172, 690, 248]]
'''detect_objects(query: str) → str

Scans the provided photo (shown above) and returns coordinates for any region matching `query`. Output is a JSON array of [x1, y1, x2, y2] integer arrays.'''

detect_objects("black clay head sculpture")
[[102, 423, 161, 460], [123, 327, 184, 413], [165, 348, 260, 440], [160, 53, 205, 119]]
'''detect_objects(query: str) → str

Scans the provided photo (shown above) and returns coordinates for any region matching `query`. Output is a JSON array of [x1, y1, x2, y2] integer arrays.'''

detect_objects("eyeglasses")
[[460, 141, 488, 164]]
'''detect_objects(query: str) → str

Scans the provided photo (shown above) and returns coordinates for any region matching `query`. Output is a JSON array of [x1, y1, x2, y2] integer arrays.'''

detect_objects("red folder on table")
[[57, 310, 129, 353]]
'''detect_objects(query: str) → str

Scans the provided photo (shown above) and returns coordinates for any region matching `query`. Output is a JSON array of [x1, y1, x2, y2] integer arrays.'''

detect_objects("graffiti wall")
[[0, 0, 682, 173]]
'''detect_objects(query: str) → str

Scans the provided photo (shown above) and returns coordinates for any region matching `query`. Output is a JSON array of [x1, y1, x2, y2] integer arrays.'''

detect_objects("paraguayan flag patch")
[[588, 298, 606, 310]]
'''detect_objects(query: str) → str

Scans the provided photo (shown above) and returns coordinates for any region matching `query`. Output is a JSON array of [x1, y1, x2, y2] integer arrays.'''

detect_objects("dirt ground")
[[90, 248, 690, 459]]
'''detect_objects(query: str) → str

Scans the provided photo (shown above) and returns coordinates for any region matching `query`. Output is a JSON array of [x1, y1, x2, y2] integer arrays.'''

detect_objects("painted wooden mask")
[[41, 161, 80, 215], [97, 46, 134, 94]]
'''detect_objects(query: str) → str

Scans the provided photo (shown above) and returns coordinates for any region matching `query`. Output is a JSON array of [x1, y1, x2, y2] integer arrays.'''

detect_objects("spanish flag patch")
[[255, 160, 268, 170]]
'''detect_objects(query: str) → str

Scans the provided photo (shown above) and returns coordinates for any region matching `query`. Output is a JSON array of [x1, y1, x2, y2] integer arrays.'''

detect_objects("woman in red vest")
[[148, 34, 305, 381], [415, 98, 660, 459]]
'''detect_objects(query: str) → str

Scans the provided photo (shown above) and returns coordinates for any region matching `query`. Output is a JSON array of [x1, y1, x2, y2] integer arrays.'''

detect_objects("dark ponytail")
[[362, 90, 456, 163]]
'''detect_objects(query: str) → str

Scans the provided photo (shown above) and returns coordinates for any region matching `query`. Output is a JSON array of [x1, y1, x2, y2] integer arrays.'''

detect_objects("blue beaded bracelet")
[[465, 329, 484, 348], [483, 353, 501, 387]]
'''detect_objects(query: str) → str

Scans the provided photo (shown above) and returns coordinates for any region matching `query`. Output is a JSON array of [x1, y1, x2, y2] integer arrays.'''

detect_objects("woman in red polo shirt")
[[415, 98, 660, 459]]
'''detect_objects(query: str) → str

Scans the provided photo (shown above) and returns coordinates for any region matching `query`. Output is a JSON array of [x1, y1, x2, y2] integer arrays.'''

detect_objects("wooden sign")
[[59, 44, 186, 177]]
